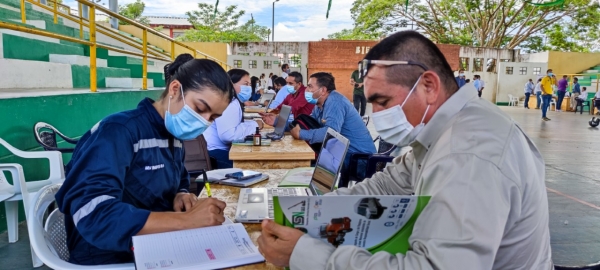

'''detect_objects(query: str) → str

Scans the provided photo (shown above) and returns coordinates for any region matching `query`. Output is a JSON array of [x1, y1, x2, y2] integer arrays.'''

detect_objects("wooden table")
[[198, 169, 288, 270], [245, 107, 272, 113], [229, 133, 314, 169]]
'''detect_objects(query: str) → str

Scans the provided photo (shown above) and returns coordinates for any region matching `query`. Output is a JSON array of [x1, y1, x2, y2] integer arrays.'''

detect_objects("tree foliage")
[[118, 0, 149, 25], [329, 0, 600, 52], [177, 3, 271, 42]]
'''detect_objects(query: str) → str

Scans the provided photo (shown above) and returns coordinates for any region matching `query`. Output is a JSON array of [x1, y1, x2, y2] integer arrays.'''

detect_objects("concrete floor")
[[1, 104, 600, 268]]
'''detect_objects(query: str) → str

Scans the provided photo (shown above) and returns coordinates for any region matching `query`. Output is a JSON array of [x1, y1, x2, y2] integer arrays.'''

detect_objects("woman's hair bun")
[[164, 53, 194, 83]]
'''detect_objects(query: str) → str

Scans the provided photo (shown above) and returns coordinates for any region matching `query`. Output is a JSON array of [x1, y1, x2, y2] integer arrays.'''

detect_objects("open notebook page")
[[132, 223, 264, 270]]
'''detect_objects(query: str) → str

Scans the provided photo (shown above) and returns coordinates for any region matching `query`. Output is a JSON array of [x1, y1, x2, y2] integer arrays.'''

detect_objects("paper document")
[[132, 223, 264, 270], [205, 169, 242, 182], [274, 195, 430, 254]]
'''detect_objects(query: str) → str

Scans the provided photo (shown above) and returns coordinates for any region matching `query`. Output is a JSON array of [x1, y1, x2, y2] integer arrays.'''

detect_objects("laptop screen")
[[274, 105, 292, 134], [309, 129, 349, 195]]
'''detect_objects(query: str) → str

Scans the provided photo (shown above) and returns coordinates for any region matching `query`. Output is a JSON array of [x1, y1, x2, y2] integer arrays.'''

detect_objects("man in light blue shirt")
[[290, 72, 376, 186], [268, 77, 290, 109], [524, 79, 534, 109]]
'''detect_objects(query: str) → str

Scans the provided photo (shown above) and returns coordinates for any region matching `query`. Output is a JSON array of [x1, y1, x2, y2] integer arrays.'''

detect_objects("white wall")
[[520, 52, 550, 63], [0, 59, 73, 88], [496, 62, 548, 104], [227, 55, 304, 82]]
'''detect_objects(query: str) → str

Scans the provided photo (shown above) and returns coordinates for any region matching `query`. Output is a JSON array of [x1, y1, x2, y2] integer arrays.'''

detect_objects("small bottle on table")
[[253, 127, 261, 146]]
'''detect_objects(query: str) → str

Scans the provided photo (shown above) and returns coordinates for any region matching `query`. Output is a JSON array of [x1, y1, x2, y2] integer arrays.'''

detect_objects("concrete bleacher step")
[[106, 77, 154, 88], [49, 54, 108, 67], [585, 70, 599, 74], [0, 58, 73, 88], [1, 32, 84, 61]]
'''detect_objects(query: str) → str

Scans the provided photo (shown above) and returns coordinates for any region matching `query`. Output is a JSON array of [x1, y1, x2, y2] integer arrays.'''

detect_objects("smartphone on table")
[[225, 170, 262, 180]]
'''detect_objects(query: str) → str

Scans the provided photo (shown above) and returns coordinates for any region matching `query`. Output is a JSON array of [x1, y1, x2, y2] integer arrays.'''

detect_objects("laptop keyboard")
[[267, 188, 299, 219]]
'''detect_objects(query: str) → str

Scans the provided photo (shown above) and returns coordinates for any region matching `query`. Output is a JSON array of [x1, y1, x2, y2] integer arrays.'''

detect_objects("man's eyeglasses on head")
[[358, 59, 429, 79]]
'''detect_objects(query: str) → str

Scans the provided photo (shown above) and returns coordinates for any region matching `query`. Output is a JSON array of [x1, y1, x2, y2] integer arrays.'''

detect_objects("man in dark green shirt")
[[351, 69, 366, 116]]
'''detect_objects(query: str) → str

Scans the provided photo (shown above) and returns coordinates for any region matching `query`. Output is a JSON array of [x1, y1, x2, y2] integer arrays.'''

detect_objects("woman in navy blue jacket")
[[56, 54, 235, 265]]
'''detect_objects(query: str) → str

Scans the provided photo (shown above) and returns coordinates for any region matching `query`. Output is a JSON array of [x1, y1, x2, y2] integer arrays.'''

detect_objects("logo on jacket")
[[145, 164, 165, 171]]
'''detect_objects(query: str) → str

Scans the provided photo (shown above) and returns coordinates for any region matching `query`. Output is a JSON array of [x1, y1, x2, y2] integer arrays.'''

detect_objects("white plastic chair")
[[0, 169, 17, 241], [28, 184, 134, 270], [508, 94, 519, 106], [0, 138, 65, 267]]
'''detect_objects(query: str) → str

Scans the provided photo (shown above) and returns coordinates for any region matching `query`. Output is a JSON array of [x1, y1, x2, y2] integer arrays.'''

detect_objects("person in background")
[[455, 69, 466, 88], [281, 64, 290, 79], [570, 77, 581, 110], [351, 69, 367, 116], [556, 75, 568, 112], [260, 72, 315, 128], [535, 78, 542, 109], [290, 72, 375, 186], [594, 88, 600, 115], [473, 75, 485, 97], [204, 69, 265, 169], [541, 69, 558, 121], [576, 87, 588, 109], [524, 78, 534, 109], [260, 73, 267, 92], [56, 54, 231, 265], [465, 78, 471, 84], [258, 30, 552, 270], [267, 72, 274, 90], [244, 76, 262, 106], [268, 77, 289, 109]]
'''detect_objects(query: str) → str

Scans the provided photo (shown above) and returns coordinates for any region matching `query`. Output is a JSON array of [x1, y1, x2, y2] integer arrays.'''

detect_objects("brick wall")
[[308, 40, 461, 100]]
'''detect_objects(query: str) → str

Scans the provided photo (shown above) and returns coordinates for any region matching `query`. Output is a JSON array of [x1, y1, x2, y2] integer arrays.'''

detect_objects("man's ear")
[[420, 71, 441, 104]]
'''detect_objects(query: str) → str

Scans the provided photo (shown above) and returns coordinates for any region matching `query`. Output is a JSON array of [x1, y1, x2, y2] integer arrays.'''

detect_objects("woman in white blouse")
[[204, 69, 265, 168]]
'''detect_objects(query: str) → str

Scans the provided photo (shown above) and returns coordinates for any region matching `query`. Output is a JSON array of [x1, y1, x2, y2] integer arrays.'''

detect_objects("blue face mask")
[[286, 85, 296, 94], [238, 85, 252, 102], [304, 89, 320, 104], [548, 72, 553, 77], [165, 86, 212, 141]]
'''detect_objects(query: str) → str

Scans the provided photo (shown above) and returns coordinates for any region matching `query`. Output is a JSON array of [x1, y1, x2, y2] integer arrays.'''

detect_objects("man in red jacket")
[[260, 71, 314, 128]]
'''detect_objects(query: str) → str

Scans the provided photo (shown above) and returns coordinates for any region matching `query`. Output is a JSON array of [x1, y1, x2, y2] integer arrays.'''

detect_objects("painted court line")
[[547, 187, 600, 211]]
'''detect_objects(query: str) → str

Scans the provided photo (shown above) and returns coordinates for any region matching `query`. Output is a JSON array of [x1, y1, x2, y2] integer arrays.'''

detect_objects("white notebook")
[[132, 223, 264, 270]]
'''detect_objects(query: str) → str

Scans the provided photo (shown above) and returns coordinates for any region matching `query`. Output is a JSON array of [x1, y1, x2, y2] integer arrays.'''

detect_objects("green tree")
[[118, 0, 149, 25], [177, 3, 270, 42], [329, 0, 600, 52]]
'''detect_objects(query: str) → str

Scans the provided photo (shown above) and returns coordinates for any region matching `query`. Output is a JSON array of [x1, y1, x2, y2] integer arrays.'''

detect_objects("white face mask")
[[372, 76, 430, 147]]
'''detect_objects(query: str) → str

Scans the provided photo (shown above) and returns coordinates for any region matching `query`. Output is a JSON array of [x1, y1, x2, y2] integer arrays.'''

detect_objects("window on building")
[[533, 67, 541, 75], [486, 59, 497, 72], [519, 67, 527, 75], [500, 59, 511, 62], [254, 52, 266, 56], [249, 60, 257, 69], [459, 57, 469, 71], [264, 61, 272, 69], [473, 58, 484, 72], [233, 60, 242, 68], [289, 54, 302, 67], [506, 67, 513, 74]]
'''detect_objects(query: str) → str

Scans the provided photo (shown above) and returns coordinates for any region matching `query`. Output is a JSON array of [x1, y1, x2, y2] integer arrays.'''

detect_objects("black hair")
[[547, 69, 553, 73], [251, 76, 259, 100], [538, 78, 542, 82], [227, 68, 250, 122], [364, 30, 458, 94], [583, 87, 587, 90], [465, 79, 471, 83], [273, 77, 286, 87], [574, 77, 579, 82], [310, 72, 336, 92], [281, 64, 289, 71], [288, 71, 303, 84], [228, 68, 250, 84], [161, 54, 234, 102]]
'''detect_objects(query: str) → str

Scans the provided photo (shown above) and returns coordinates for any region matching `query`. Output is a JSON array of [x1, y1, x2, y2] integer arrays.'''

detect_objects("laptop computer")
[[235, 128, 350, 223], [262, 105, 291, 140], [243, 98, 275, 120], [245, 94, 275, 111]]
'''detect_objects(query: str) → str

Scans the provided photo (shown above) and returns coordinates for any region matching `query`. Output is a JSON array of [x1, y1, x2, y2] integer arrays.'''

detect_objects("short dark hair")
[[364, 31, 458, 94], [574, 77, 578, 82], [583, 87, 587, 90], [161, 54, 234, 102], [310, 72, 336, 92], [273, 77, 287, 87], [288, 71, 303, 84], [281, 64, 289, 71], [547, 69, 553, 73]]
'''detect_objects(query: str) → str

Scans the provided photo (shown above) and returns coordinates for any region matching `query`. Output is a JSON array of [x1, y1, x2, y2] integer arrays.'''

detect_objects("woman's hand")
[[183, 198, 227, 228]]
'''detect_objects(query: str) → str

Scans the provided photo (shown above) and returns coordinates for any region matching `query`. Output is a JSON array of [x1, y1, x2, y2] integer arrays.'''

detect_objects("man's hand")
[[173, 192, 198, 212], [350, 78, 356, 86], [183, 198, 226, 228], [290, 124, 301, 139], [358, 83, 364, 88], [255, 119, 265, 129], [258, 220, 304, 267], [260, 113, 277, 126]]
